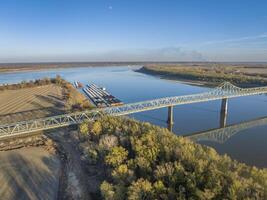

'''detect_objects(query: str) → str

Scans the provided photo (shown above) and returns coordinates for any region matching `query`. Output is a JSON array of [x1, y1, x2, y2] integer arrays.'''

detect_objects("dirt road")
[[50, 129, 103, 200]]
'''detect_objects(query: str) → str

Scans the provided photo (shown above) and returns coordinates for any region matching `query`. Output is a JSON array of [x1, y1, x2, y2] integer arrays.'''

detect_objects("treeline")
[[61, 78, 93, 111], [0, 77, 58, 91], [78, 116, 267, 199], [138, 66, 267, 87], [42, 76, 93, 111]]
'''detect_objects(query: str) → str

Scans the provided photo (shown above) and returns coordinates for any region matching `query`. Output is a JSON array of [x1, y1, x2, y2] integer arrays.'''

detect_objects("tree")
[[132, 131, 160, 163], [128, 178, 154, 200], [111, 164, 135, 184], [100, 181, 115, 200], [91, 121, 102, 136], [86, 148, 98, 164], [79, 122, 89, 138], [99, 134, 118, 151], [55, 75, 63, 85], [153, 180, 168, 199], [105, 146, 128, 167]]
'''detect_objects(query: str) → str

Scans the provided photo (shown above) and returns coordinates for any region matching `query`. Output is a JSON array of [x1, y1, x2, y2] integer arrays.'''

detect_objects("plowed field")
[[0, 85, 64, 124]]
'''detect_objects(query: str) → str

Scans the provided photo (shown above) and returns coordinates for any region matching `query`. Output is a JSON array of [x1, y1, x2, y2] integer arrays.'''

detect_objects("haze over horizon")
[[1, 0, 267, 63]]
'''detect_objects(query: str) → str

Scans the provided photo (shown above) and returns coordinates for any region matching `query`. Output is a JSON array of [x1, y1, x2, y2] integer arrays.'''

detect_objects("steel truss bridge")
[[0, 82, 267, 138]]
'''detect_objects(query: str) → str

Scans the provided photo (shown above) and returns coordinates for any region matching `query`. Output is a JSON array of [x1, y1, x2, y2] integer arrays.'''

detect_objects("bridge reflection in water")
[[187, 116, 267, 144], [168, 97, 228, 133]]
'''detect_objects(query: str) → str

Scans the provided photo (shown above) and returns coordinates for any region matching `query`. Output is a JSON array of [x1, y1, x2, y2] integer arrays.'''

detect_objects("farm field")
[[0, 85, 64, 124]]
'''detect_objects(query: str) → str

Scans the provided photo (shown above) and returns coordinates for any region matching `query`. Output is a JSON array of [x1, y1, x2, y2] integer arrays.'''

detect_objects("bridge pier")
[[168, 123, 173, 132], [220, 98, 228, 128], [167, 106, 174, 131]]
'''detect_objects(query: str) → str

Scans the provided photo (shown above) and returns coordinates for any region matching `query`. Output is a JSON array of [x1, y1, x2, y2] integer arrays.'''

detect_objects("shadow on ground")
[[0, 147, 60, 200], [0, 94, 65, 124]]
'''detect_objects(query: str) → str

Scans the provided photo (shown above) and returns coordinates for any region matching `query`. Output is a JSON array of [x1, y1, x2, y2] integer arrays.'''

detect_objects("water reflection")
[[187, 116, 267, 144]]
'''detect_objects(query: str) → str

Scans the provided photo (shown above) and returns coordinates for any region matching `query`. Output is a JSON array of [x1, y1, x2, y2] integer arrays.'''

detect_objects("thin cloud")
[[93, 47, 205, 62], [199, 34, 267, 46], [0, 47, 205, 63]]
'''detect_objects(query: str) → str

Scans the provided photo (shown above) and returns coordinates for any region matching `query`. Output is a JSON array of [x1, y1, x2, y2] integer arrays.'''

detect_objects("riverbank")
[[137, 64, 267, 87], [0, 62, 146, 73]]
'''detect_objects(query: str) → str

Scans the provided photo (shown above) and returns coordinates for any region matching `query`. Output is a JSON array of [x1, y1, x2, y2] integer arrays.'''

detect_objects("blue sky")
[[0, 0, 266, 62]]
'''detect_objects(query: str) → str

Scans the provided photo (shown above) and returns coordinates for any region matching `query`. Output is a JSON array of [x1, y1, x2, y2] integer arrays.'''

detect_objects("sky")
[[0, 0, 266, 63]]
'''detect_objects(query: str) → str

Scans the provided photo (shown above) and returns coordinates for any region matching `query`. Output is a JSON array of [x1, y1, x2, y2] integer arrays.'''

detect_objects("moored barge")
[[83, 84, 123, 108]]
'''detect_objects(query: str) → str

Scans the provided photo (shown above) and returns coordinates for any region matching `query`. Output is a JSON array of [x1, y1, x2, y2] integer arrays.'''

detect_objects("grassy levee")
[[77, 116, 267, 199], [138, 65, 267, 87]]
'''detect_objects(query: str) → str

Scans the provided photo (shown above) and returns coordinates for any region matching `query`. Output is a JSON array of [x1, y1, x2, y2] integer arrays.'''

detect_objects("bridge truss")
[[0, 82, 267, 138]]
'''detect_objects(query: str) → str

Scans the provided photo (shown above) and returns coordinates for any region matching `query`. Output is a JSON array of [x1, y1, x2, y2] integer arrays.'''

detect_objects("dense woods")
[[78, 116, 267, 199]]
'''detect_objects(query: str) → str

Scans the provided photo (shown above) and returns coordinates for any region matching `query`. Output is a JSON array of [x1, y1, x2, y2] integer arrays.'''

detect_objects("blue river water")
[[0, 66, 267, 168]]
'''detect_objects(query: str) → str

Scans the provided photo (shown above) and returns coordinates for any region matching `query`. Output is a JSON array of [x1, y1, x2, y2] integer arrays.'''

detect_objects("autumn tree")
[[105, 146, 128, 167], [79, 122, 89, 139], [128, 178, 154, 200]]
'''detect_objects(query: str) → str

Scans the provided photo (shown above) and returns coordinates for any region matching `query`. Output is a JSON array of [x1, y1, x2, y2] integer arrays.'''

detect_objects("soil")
[[0, 85, 64, 124], [48, 128, 104, 200], [0, 147, 61, 200]]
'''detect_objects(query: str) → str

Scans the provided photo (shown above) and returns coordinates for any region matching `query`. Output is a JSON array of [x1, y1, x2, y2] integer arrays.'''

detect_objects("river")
[[0, 66, 267, 168]]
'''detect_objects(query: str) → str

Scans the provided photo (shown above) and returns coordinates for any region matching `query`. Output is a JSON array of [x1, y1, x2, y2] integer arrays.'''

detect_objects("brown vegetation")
[[138, 64, 267, 86], [61, 79, 93, 111], [0, 77, 56, 91], [0, 62, 145, 73]]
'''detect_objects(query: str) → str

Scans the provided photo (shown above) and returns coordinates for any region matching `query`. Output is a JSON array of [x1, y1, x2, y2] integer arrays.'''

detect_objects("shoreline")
[[0, 64, 138, 74], [1, 61, 267, 74], [135, 68, 222, 87], [136, 66, 267, 87], [2, 63, 267, 88], [153, 75, 214, 87]]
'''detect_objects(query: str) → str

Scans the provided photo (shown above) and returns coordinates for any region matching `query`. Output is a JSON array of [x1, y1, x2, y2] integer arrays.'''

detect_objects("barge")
[[83, 84, 123, 108], [73, 81, 83, 88]]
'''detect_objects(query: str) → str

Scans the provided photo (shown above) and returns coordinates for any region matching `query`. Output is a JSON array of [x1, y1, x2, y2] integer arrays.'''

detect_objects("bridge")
[[0, 82, 267, 138], [187, 116, 267, 143]]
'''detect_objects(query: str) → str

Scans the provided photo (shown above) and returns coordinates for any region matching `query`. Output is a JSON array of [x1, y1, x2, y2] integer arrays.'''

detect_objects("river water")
[[0, 66, 267, 168]]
